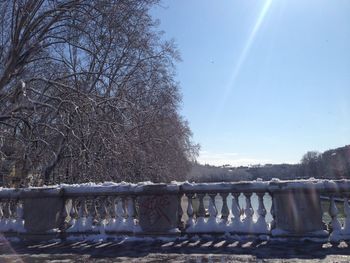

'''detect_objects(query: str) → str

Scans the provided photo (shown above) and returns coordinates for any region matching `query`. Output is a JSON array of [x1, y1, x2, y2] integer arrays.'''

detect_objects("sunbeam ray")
[[217, 0, 273, 114]]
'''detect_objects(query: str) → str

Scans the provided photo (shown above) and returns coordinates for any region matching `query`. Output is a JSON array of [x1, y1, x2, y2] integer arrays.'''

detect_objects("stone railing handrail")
[[180, 179, 350, 193], [1, 179, 350, 196], [0, 179, 350, 241]]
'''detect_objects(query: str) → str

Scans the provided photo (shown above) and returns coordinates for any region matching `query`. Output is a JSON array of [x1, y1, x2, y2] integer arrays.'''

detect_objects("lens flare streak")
[[220, 0, 273, 108]]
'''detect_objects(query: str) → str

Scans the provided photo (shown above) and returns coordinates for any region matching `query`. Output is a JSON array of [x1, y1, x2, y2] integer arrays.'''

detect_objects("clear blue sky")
[[152, 0, 350, 166]]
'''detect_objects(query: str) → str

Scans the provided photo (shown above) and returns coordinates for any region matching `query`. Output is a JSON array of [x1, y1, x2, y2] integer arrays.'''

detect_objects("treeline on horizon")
[[188, 144, 350, 182]]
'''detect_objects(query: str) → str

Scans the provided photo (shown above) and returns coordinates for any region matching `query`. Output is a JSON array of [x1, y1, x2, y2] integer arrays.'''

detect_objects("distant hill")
[[302, 144, 350, 179], [187, 163, 302, 182], [187, 144, 350, 182]]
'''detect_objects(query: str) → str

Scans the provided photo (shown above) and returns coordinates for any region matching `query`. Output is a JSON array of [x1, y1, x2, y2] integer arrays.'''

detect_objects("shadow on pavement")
[[1, 236, 350, 261]]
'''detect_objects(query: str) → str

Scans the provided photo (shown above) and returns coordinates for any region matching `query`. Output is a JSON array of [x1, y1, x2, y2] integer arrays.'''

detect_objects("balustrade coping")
[[0, 179, 350, 199]]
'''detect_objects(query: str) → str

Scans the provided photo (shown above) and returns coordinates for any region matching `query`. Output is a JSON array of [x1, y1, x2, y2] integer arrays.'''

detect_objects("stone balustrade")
[[179, 182, 271, 235], [0, 191, 25, 233], [0, 179, 350, 241]]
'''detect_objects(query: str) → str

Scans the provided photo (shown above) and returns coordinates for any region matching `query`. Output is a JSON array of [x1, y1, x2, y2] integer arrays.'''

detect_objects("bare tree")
[[0, 0, 198, 185], [300, 151, 322, 178]]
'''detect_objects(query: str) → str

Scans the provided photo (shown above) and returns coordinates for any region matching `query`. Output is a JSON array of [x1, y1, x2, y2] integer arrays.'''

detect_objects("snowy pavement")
[[1, 236, 350, 262]]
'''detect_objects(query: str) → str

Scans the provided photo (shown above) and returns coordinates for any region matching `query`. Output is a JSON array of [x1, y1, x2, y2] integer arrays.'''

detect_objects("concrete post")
[[22, 189, 64, 235], [272, 189, 327, 237], [138, 184, 179, 234]]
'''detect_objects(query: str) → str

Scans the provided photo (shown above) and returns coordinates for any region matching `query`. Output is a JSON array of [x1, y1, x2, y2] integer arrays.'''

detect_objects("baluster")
[[15, 200, 25, 233], [120, 196, 130, 232], [5, 200, 12, 231], [196, 193, 206, 227], [106, 196, 117, 232], [178, 193, 184, 230], [78, 197, 91, 232], [186, 193, 195, 229], [91, 197, 100, 229], [72, 198, 79, 225], [71, 198, 78, 223], [98, 196, 109, 234], [132, 195, 141, 232], [132, 195, 138, 220], [60, 198, 70, 232], [0, 201, 4, 231], [116, 197, 125, 222], [104, 197, 111, 221], [231, 193, 241, 223], [125, 196, 136, 231], [12, 200, 19, 227], [0, 200, 8, 231], [270, 195, 276, 231], [67, 198, 78, 232], [5, 199, 14, 231], [229, 193, 241, 232], [342, 196, 350, 236], [122, 197, 128, 219], [243, 193, 254, 230], [207, 193, 217, 225], [110, 197, 117, 220], [256, 192, 268, 233], [74, 198, 83, 232], [329, 195, 342, 240], [85, 197, 93, 231], [221, 193, 229, 225], [115, 196, 125, 231], [77, 198, 84, 219]]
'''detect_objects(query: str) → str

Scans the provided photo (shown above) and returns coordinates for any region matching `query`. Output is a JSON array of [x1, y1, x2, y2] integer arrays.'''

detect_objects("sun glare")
[[219, 0, 273, 111]]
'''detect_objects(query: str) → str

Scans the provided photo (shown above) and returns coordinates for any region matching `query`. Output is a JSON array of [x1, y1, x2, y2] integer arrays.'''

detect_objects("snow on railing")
[[0, 179, 350, 241]]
